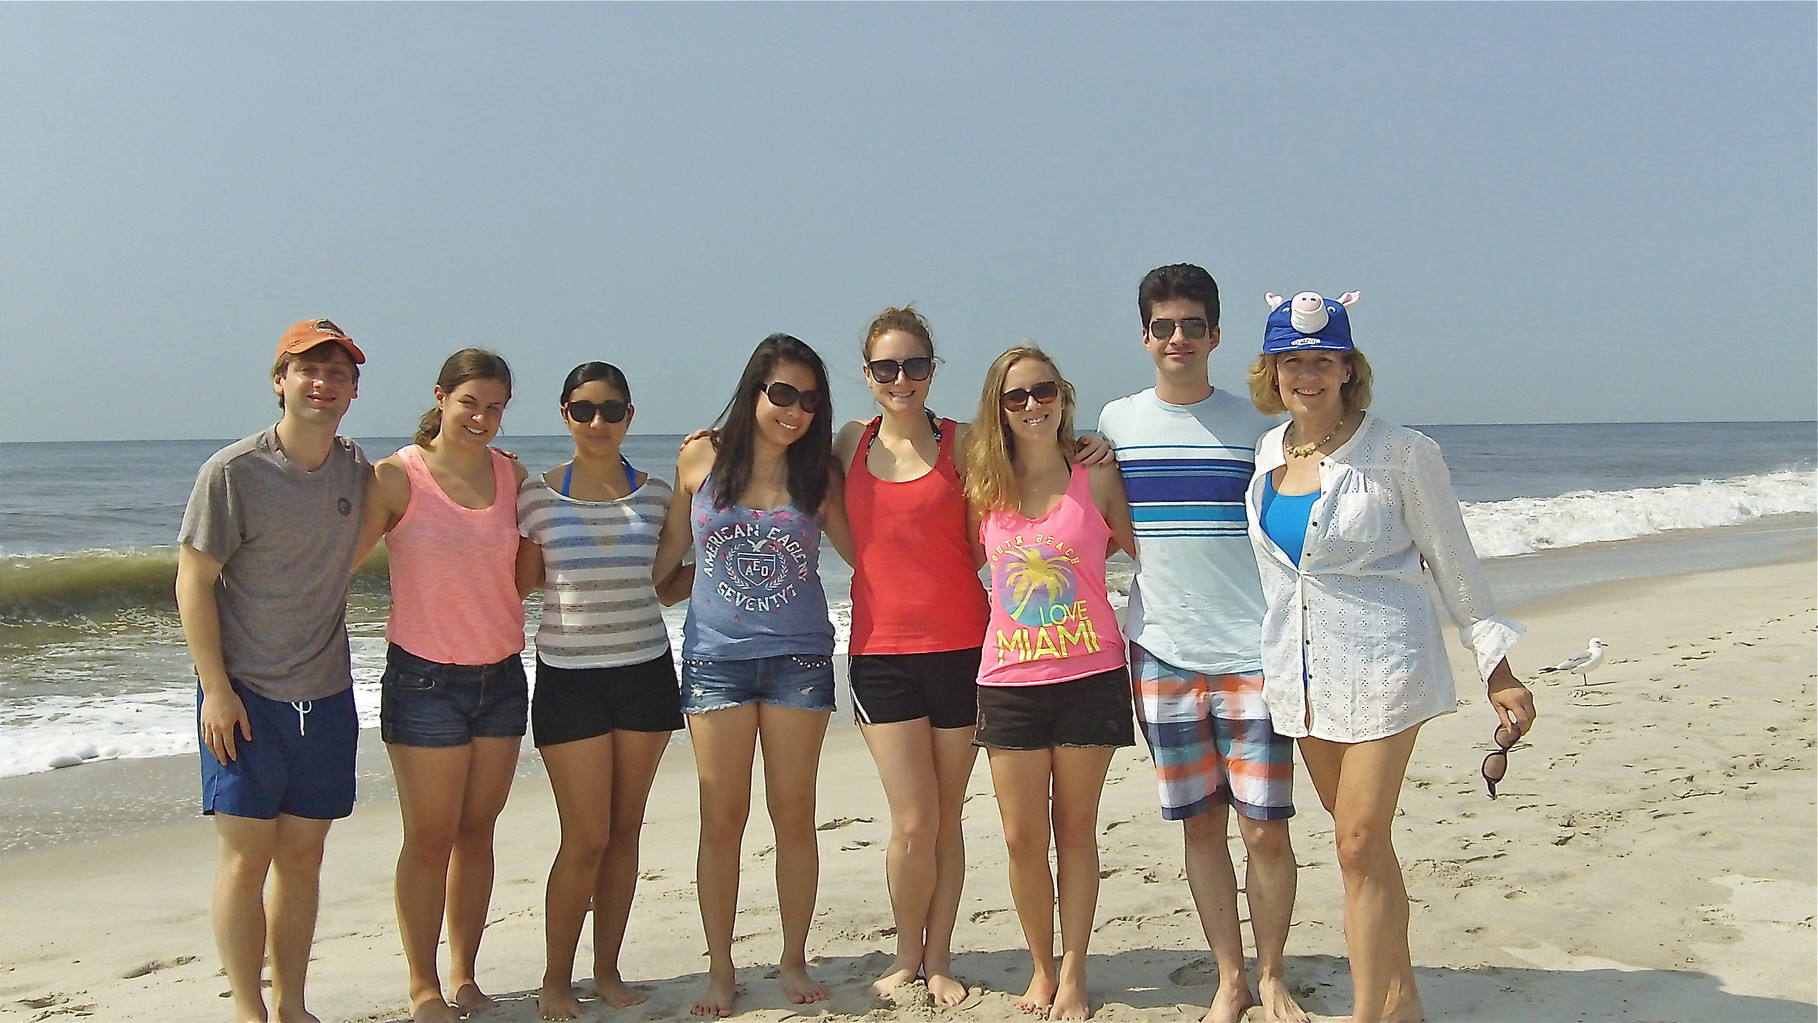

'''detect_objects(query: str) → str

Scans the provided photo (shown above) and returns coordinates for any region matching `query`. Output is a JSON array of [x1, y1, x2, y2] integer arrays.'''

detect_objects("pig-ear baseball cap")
[[1262, 293, 1355, 354], [276, 318, 366, 364]]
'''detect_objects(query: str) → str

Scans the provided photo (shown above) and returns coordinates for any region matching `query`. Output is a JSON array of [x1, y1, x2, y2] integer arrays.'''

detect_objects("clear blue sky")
[[2, 3, 1812, 443]]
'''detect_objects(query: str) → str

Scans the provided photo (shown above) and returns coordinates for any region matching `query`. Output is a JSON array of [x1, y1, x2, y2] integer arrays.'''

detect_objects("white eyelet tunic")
[[1245, 414, 1522, 743]]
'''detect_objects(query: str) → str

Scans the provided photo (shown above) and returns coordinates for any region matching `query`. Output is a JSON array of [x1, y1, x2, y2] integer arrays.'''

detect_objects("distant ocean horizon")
[[2, 420, 1813, 782]]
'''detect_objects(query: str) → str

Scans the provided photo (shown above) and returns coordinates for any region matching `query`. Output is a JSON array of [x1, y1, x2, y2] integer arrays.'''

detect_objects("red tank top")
[[844, 417, 989, 655]]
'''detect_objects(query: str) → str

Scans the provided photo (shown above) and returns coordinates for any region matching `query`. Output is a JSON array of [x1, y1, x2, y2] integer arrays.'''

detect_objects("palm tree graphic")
[[1002, 547, 1074, 622]]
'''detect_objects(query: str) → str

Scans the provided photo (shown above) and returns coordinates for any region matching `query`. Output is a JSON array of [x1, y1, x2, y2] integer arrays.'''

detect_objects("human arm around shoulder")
[[1089, 462, 1136, 558], [1072, 432, 1117, 468], [176, 543, 247, 764], [820, 461, 855, 566], [353, 456, 411, 569], [652, 436, 712, 607]]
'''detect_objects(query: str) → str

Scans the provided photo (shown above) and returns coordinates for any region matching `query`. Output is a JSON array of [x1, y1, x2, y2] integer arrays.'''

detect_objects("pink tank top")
[[385, 445, 526, 665], [978, 465, 1126, 686], [845, 418, 989, 655]]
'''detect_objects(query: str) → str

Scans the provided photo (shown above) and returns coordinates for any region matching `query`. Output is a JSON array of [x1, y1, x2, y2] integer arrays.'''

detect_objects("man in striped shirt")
[[1097, 264, 1306, 1023]]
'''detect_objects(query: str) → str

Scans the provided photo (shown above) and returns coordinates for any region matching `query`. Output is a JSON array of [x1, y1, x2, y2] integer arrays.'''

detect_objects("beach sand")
[[1, 557, 1812, 1023]]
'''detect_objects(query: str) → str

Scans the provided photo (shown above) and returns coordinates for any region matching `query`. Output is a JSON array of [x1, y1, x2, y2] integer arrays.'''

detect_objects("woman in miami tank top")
[[355, 349, 530, 1022], [651, 334, 854, 1018], [963, 346, 1135, 1022]]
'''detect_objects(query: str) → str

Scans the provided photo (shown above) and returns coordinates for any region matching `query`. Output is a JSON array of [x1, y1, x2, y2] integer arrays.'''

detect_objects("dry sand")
[[2, 557, 1812, 1023]]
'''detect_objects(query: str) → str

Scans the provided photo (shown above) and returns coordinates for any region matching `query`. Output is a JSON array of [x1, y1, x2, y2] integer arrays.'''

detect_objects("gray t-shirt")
[[179, 427, 370, 702]]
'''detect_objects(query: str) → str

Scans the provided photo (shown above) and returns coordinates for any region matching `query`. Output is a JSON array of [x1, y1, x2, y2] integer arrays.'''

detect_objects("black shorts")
[[532, 650, 684, 747], [850, 648, 982, 729], [974, 667, 1136, 751]]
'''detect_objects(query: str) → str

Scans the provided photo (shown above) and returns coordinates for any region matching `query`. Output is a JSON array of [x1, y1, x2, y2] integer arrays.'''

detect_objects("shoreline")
[[0, 554, 1812, 1022]]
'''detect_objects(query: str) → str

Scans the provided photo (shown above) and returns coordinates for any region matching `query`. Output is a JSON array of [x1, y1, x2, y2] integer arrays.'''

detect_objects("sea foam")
[[1463, 469, 1815, 557]]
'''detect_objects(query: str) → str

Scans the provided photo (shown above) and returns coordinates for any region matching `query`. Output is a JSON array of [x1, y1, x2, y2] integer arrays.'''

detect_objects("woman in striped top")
[[516, 362, 687, 1020]]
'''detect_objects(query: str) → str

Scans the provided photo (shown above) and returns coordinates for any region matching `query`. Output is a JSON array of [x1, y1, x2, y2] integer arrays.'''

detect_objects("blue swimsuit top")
[[1260, 474, 1319, 567]]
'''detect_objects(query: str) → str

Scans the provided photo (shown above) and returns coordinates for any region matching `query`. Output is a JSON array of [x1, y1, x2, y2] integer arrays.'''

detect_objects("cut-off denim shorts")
[[380, 643, 529, 747], [679, 653, 836, 714]]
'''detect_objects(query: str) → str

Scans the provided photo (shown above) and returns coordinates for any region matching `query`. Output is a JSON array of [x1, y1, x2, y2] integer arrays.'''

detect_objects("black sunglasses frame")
[[759, 380, 822, 413], [1481, 723, 1524, 799], [867, 357, 935, 384], [564, 399, 630, 425]]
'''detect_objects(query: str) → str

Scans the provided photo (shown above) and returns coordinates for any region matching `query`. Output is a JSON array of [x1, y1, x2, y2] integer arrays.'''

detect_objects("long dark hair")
[[415, 348, 512, 446], [710, 333, 833, 513]]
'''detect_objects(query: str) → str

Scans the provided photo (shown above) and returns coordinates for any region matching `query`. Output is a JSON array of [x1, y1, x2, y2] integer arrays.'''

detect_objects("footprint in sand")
[[816, 816, 875, 831], [121, 956, 199, 979], [970, 908, 1008, 924]]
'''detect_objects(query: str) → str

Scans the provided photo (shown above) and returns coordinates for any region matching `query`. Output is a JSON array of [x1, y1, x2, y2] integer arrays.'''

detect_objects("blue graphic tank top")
[[681, 476, 835, 660]]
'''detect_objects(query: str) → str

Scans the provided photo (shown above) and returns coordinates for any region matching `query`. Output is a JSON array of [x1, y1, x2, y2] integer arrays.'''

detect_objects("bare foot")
[[868, 959, 920, 999], [451, 983, 499, 1015], [537, 982, 584, 1021], [274, 1007, 321, 1023], [926, 969, 969, 1007], [1015, 973, 1058, 1015], [1257, 973, 1310, 1023], [780, 962, 829, 1004], [408, 995, 459, 1023], [1049, 960, 1091, 1021], [594, 973, 651, 1009], [691, 972, 738, 1017], [1203, 980, 1258, 1023]]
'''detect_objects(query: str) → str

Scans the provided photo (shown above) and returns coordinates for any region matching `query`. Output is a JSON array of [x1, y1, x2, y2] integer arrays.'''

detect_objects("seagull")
[[1538, 638, 1607, 683]]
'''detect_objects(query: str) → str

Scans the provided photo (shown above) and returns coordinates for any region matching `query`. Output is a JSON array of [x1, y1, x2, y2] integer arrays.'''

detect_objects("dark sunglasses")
[[1481, 723, 1525, 798], [1000, 379, 1061, 412], [760, 381, 822, 413], [563, 399, 630, 424], [867, 357, 934, 383], [1148, 317, 1210, 341]]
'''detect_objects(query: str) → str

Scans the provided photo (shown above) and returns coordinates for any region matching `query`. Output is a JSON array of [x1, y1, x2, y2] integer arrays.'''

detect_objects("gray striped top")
[[518, 473, 674, 669]]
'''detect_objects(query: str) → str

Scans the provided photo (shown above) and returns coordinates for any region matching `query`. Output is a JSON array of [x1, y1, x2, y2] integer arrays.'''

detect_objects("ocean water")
[[2, 422, 1813, 780]]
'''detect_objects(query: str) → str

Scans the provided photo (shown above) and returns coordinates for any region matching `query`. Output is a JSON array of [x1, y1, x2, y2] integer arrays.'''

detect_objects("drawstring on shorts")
[[291, 700, 313, 737]]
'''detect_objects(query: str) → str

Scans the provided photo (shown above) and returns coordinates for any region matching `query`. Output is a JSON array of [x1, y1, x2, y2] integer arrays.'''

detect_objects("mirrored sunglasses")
[[760, 381, 822, 413], [1149, 317, 1210, 341], [867, 357, 934, 383], [564, 399, 629, 424], [1000, 380, 1061, 412]]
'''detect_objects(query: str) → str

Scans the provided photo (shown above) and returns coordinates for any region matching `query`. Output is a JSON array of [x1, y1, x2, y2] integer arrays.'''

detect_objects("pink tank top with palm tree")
[[978, 466, 1126, 686]]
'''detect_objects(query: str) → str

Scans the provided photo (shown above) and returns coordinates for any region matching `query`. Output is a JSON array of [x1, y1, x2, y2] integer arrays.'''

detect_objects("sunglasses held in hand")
[[1481, 723, 1525, 798]]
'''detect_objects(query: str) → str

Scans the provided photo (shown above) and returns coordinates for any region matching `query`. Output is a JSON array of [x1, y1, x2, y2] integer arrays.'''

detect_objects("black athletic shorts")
[[974, 667, 1135, 751], [850, 648, 982, 729], [532, 650, 683, 746]]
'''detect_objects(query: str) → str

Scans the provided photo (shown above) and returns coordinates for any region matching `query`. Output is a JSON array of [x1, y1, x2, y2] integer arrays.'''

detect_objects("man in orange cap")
[[175, 318, 371, 1023]]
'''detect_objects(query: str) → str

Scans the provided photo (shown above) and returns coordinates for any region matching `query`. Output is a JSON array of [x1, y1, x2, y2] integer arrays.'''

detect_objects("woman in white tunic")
[[1242, 292, 1536, 1023]]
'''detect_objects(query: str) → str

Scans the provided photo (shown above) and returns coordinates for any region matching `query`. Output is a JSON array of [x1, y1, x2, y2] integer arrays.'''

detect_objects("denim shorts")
[[679, 653, 836, 714], [199, 681, 358, 821], [380, 644, 529, 747]]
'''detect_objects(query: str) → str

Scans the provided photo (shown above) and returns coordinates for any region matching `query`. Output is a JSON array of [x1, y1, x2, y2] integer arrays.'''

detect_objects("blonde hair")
[[963, 346, 1077, 514], [1247, 347, 1374, 416]]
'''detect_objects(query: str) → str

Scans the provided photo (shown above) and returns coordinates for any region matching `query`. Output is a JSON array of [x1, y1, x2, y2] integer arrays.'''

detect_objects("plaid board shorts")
[[1130, 642, 1294, 822]]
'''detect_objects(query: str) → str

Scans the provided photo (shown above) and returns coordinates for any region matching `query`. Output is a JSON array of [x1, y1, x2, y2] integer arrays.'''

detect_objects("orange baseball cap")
[[276, 318, 366, 364]]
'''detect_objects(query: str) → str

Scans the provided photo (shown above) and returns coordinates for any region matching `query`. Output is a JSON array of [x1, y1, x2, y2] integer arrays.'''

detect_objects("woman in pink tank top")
[[964, 345, 1135, 1022], [356, 349, 531, 1023]]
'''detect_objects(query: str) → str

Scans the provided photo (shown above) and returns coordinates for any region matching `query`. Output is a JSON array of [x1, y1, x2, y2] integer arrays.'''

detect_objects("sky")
[[1, 3, 1812, 444]]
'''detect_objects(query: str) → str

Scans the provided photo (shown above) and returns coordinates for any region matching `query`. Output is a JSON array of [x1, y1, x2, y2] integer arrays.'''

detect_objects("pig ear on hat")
[[1337, 291, 1361, 306], [1265, 292, 1286, 309]]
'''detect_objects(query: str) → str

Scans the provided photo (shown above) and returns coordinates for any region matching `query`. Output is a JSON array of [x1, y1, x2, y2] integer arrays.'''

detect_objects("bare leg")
[[859, 718, 940, 998], [388, 742, 469, 1023], [923, 725, 980, 1006], [687, 704, 759, 1018], [1299, 730, 1424, 1023], [986, 748, 1059, 1016], [757, 703, 833, 1005], [1048, 746, 1115, 1021], [446, 735, 521, 1014], [538, 733, 614, 1021], [1181, 807, 1256, 1023], [267, 814, 333, 1023], [213, 814, 278, 1023], [591, 729, 670, 1007], [1236, 817, 1307, 1023]]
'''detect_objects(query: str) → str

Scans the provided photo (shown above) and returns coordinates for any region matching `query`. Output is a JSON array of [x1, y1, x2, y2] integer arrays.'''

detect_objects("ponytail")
[[414, 406, 443, 446]]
